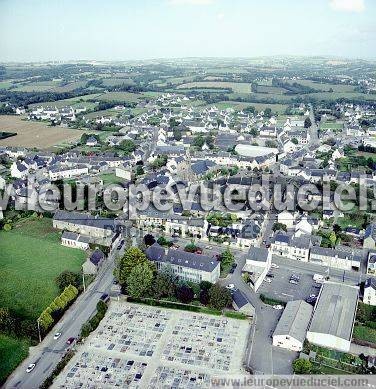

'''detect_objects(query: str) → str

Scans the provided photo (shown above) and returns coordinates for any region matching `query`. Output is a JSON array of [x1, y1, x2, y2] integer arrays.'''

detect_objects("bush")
[[292, 358, 312, 374]]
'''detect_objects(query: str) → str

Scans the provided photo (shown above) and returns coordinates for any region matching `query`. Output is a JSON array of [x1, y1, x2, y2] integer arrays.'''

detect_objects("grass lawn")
[[100, 172, 124, 185], [353, 325, 376, 344], [0, 334, 29, 384], [0, 217, 86, 320]]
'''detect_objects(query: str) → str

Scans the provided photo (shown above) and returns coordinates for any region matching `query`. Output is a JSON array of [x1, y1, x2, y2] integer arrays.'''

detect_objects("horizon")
[[1, 0, 375, 62]]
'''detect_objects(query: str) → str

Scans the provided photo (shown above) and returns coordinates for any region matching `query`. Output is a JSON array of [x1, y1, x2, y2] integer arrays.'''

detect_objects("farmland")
[[177, 81, 251, 94], [0, 115, 86, 149], [0, 216, 86, 321], [94, 91, 145, 102]]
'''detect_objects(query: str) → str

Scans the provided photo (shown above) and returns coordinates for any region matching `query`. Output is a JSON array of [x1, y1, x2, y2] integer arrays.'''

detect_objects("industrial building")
[[272, 300, 313, 352], [307, 282, 359, 352]]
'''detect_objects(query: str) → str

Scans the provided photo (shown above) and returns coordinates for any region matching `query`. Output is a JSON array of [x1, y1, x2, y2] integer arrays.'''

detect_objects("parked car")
[[289, 279, 298, 285], [100, 293, 109, 302], [273, 305, 284, 310], [66, 337, 76, 345], [53, 332, 62, 340], [264, 278, 272, 283], [266, 273, 274, 278], [309, 294, 317, 299], [205, 245, 212, 249], [271, 263, 279, 269], [26, 363, 36, 373], [226, 284, 235, 290], [306, 297, 317, 304]]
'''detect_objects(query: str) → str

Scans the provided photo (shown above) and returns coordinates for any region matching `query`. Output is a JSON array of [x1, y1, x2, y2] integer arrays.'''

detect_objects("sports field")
[[0, 217, 85, 320]]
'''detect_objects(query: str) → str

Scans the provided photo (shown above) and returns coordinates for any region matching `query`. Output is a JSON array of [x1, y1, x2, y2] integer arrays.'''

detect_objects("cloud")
[[329, 0, 365, 12], [168, 0, 214, 5]]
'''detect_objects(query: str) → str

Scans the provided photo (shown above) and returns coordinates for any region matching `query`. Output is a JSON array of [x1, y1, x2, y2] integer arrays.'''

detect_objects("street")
[[5, 247, 122, 389]]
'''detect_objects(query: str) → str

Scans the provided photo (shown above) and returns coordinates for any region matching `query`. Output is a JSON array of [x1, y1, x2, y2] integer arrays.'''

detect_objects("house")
[[49, 164, 88, 181], [277, 210, 295, 229], [61, 231, 90, 250], [86, 136, 98, 147], [307, 282, 359, 352], [53, 210, 119, 244], [273, 300, 313, 352], [10, 161, 28, 179], [310, 246, 361, 271], [232, 289, 255, 317], [115, 166, 132, 181], [82, 249, 105, 274], [242, 247, 271, 292], [364, 224, 376, 249], [146, 243, 220, 283], [364, 278, 376, 306], [270, 232, 311, 262]]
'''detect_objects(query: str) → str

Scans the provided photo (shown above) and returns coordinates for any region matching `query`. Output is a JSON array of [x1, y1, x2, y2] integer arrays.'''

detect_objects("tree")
[[117, 247, 150, 287], [329, 231, 337, 248], [291, 138, 299, 145], [304, 117, 312, 128], [176, 284, 194, 304], [135, 165, 144, 176], [152, 266, 177, 299], [199, 289, 210, 305], [272, 222, 287, 232], [55, 271, 81, 293], [220, 248, 234, 272], [127, 261, 154, 298], [144, 234, 156, 247], [292, 358, 312, 374], [264, 108, 272, 118], [208, 284, 232, 310], [118, 140, 136, 155]]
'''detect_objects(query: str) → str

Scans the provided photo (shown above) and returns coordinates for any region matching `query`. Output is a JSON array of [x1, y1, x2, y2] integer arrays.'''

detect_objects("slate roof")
[[53, 210, 117, 231], [248, 247, 269, 263], [273, 300, 313, 343], [90, 249, 104, 266], [232, 289, 250, 309]]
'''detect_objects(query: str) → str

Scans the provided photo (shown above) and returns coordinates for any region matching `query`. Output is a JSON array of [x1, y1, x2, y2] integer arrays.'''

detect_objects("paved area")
[[53, 302, 250, 388]]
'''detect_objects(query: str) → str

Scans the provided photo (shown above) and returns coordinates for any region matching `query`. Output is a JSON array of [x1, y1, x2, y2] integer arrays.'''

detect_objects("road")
[[308, 103, 319, 147], [5, 246, 123, 389]]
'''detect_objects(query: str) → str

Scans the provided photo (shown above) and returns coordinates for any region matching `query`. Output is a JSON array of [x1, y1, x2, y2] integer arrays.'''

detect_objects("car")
[[289, 279, 298, 284], [226, 284, 235, 290], [26, 363, 36, 373], [309, 294, 317, 299], [195, 249, 203, 254], [205, 245, 213, 249], [271, 263, 279, 269], [266, 273, 274, 278], [231, 263, 237, 269], [66, 337, 76, 345], [53, 332, 62, 340], [264, 278, 272, 283], [229, 267, 235, 274], [306, 297, 316, 304], [100, 293, 109, 302], [313, 283, 322, 289], [262, 240, 267, 244], [273, 305, 284, 310]]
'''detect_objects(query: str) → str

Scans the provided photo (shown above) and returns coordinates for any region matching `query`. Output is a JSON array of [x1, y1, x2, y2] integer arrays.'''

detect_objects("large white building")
[[242, 247, 271, 292], [273, 300, 313, 352], [146, 243, 220, 283], [307, 282, 359, 352]]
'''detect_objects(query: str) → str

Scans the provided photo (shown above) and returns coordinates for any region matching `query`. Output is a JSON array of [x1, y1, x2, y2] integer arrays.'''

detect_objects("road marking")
[[281, 293, 293, 297]]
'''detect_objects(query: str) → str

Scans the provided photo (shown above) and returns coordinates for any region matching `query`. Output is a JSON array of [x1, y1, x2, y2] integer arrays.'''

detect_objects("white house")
[[115, 166, 132, 181], [242, 247, 271, 292], [277, 210, 295, 229], [61, 231, 90, 250], [273, 300, 313, 352], [364, 278, 376, 306], [10, 161, 28, 179]]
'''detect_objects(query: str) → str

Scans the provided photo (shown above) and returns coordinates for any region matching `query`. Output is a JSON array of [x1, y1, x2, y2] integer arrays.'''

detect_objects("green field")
[[0, 334, 29, 384], [286, 79, 356, 93], [353, 325, 376, 344], [29, 93, 102, 109], [0, 217, 86, 320], [320, 122, 344, 130], [177, 81, 251, 94], [95, 91, 144, 102], [209, 101, 288, 113]]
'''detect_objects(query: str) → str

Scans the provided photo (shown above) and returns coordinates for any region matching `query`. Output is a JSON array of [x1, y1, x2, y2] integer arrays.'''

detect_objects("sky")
[[0, 0, 375, 62]]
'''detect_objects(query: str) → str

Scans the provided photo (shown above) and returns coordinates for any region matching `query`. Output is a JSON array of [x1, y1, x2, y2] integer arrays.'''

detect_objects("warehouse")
[[272, 300, 313, 352], [307, 282, 359, 352]]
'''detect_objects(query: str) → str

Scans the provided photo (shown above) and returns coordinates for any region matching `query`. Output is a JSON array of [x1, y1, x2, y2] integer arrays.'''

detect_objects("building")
[[61, 231, 90, 250], [115, 166, 132, 181], [367, 252, 376, 275], [232, 289, 255, 317], [364, 224, 376, 249], [364, 278, 376, 306], [273, 300, 313, 352], [82, 249, 105, 274], [242, 247, 271, 292], [146, 243, 220, 283], [307, 282, 359, 352], [270, 232, 311, 262], [309, 246, 361, 271], [53, 210, 119, 244]]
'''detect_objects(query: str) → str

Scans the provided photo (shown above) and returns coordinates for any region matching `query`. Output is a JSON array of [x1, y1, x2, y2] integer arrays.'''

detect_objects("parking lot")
[[54, 302, 250, 388], [257, 263, 322, 303]]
